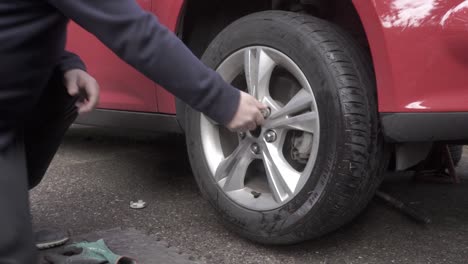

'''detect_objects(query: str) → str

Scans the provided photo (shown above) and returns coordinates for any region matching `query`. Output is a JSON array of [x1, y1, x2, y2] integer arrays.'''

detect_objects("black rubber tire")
[[185, 11, 388, 245], [449, 145, 463, 166]]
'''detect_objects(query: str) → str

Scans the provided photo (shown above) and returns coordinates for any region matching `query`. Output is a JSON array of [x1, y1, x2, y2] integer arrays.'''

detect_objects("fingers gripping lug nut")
[[261, 107, 271, 119]]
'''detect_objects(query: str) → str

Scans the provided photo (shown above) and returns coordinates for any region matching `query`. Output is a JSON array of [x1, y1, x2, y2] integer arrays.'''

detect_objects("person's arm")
[[47, 0, 240, 125], [57, 51, 87, 73]]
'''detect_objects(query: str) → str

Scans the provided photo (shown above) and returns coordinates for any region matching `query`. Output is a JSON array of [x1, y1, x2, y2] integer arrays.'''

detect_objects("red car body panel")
[[353, 0, 468, 113], [67, 0, 158, 113], [66, 0, 183, 114], [68, 0, 468, 116]]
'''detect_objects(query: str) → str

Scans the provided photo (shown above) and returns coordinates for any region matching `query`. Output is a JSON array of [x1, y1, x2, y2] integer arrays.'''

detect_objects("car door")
[[66, 0, 158, 113], [151, 0, 185, 115]]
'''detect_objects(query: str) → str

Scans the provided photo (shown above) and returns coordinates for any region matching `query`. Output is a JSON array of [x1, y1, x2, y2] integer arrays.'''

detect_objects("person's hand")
[[64, 69, 100, 114], [227, 91, 267, 132]]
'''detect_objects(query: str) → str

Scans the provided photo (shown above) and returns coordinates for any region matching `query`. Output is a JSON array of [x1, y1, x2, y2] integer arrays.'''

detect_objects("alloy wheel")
[[200, 46, 320, 210]]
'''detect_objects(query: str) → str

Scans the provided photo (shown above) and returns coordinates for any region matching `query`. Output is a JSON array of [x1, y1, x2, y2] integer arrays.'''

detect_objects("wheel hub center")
[[250, 126, 262, 138]]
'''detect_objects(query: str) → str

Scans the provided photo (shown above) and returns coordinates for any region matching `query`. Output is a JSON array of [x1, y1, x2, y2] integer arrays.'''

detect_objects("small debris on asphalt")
[[130, 200, 147, 209]]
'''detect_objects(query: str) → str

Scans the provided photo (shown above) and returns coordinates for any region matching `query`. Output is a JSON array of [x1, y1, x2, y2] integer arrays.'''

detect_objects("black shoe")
[[35, 228, 69, 250]]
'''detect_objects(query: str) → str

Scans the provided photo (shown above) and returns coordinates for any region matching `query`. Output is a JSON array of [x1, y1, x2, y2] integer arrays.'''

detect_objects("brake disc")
[[291, 132, 313, 164]]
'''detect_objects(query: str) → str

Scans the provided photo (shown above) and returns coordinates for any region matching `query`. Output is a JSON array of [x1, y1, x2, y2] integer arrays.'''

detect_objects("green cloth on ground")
[[44, 239, 136, 264]]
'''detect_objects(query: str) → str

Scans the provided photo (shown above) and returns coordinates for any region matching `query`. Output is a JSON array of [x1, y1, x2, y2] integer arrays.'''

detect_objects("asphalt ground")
[[30, 126, 468, 264]]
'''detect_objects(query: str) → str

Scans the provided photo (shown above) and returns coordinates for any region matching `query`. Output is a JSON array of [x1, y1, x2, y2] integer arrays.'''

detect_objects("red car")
[[68, 0, 468, 244]]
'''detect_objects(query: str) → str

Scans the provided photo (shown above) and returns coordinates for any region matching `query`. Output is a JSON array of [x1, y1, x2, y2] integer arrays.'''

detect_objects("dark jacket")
[[0, 0, 240, 126]]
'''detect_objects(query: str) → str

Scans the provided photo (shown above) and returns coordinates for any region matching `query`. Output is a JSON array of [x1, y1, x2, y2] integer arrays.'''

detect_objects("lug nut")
[[251, 143, 261, 154], [261, 107, 271, 119], [264, 130, 277, 143], [239, 132, 246, 139]]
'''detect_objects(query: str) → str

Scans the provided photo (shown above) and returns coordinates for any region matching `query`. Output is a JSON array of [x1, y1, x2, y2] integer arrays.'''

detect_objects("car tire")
[[185, 11, 388, 244]]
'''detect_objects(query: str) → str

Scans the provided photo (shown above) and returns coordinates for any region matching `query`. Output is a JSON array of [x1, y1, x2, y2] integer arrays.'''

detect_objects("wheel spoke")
[[269, 89, 313, 119], [215, 141, 253, 192], [261, 144, 300, 203], [265, 111, 318, 133], [244, 48, 276, 99], [263, 96, 282, 112]]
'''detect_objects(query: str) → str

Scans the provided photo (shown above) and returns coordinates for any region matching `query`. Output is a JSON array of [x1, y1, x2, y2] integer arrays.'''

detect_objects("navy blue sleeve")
[[58, 51, 87, 73], [46, 0, 240, 125]]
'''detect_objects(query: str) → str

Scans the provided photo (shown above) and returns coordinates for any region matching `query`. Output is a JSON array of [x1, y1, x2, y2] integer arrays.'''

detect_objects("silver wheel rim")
[[201, 46, 320, 210]]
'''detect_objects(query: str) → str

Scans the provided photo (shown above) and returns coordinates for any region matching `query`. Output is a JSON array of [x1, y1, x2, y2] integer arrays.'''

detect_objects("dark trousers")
[[0, 72, 78, 263]]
